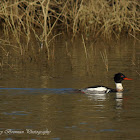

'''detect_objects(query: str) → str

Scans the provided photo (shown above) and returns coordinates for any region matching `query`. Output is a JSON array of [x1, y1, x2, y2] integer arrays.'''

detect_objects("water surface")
[[0, 38, 139, 140]]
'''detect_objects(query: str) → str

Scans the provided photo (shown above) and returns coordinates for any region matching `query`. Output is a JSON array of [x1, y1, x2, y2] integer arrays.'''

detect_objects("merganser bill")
[[81, 73, 132, 94]]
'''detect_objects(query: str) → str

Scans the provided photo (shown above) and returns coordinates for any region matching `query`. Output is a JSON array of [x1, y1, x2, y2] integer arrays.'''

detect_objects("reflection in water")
[[87, 93, 107, 101], [86, 92, 124, 110], [116, 92, 123, 99], [116, 92, 123, 109]]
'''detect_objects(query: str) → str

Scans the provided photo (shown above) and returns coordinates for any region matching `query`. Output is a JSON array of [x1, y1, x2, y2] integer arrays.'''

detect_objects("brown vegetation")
[[0, 0, 139, 59]]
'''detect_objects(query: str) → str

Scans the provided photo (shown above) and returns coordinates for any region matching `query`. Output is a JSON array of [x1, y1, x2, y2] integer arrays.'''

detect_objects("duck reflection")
[[84, 91, 124, 109], [116, 92, 123, 109], [86, 92, 124, 109], [87, 93, 107, 101]]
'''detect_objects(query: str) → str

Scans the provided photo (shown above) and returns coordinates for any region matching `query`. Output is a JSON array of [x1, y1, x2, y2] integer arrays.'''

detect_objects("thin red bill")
[[123, 77, 133, 80]]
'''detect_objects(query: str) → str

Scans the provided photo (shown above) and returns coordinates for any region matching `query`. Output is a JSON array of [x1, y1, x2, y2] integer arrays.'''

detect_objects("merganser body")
[[81, 73, 132, 94]]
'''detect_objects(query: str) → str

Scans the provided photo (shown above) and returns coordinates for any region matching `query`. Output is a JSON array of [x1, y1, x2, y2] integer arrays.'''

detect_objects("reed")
[[82, 34, 88, 59], [0, 0, 139, 58], [100, 49, 109, 71]]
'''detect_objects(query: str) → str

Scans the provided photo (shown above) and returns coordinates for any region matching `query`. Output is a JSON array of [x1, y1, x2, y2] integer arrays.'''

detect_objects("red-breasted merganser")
[[81, 73, 132, 94]]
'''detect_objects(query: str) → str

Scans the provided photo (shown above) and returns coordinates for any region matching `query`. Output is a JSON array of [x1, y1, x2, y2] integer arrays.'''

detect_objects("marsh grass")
[[0, 0, 139, 60]]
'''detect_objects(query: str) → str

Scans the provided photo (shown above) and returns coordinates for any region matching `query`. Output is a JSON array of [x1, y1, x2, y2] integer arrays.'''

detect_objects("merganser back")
[[81, 73, 132, 94]]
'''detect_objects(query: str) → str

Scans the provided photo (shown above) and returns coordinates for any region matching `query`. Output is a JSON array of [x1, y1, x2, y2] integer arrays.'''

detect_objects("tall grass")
[[0, 0, 139, 59], [78, 0, 140, 39]]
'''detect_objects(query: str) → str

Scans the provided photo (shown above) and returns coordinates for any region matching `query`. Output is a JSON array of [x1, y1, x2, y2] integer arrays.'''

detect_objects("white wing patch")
[[87, 87, 108, 91], [81, 86, 110, 94]]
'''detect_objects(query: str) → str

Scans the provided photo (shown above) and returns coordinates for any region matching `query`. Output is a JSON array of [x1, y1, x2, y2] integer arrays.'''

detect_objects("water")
[[0, 38, 139, 140]]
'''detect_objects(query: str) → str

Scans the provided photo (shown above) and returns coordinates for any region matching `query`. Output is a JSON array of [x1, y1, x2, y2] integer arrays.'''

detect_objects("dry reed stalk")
[[136, 71, 140, 76], [82, 34, 92, 75], [100, 49, 109, 71], [72, 0, 84, 37], [41, 0, 50, 58], [82, 34, 88, 59]]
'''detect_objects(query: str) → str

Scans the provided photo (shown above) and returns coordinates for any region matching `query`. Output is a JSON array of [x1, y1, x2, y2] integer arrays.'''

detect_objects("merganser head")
[[114, 73, 132, 91], [114, 73, 132, 83]]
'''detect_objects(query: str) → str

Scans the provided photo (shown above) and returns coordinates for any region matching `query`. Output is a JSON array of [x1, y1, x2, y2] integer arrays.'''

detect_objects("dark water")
[[0, 38, 139, 140]]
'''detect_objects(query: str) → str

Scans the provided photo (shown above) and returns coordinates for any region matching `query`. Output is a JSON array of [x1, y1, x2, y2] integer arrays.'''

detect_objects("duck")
[[80, 73, 132, 94]]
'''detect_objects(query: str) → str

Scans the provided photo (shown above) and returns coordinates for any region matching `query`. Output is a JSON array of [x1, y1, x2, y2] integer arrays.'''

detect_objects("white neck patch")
[[115, 83, 123, 91]]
